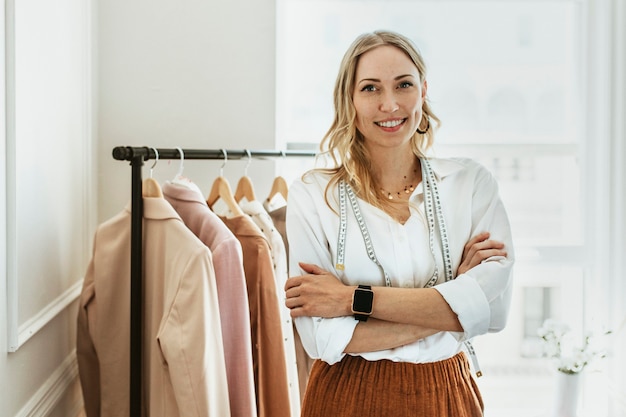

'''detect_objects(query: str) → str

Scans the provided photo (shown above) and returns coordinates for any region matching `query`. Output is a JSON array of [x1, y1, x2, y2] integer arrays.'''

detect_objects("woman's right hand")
[[285, 262, 353, 319], [457, 232, 507, 276]]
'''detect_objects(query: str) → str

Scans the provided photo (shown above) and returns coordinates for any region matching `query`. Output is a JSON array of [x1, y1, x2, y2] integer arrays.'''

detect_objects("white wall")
[[1, 0, 95, 415], [98, 0, 280, 222]]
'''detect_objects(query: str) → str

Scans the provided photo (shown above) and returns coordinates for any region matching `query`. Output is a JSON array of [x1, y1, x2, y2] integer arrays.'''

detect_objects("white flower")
[[537, 319, 610, 374], [538, 318, 570, 340]]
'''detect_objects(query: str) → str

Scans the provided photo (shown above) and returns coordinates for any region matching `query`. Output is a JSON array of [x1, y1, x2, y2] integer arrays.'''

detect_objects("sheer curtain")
[[585, 0, 626, 414]]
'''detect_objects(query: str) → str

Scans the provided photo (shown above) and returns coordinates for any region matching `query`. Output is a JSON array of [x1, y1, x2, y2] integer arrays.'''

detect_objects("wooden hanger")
[[234, 176, 257, 203], [207, 176, 244, 217], [233, 149, 257, 203], [142, 177, 163, 198], [267, 175, 288, 202], [207, 149, 244, 216]]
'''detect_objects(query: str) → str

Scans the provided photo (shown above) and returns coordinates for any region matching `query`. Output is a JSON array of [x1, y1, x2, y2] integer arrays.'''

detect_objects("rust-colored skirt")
[[300, 352, 483, 417]]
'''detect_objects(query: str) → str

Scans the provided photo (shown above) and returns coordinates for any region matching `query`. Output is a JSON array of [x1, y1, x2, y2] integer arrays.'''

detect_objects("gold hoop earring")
[[416, 116, 430, 135]]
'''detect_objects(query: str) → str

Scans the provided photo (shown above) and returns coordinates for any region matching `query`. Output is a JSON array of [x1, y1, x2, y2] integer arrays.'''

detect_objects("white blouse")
[[286, 157, 515, 365]]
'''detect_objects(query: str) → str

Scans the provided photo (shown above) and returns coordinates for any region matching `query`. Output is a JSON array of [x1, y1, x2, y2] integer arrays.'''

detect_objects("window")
[[523, 287, 553, 341], [277, 1, 598, 415]]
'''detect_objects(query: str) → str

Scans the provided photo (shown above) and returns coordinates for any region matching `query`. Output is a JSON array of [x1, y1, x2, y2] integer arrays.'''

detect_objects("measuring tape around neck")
[[335, 157, 483, 376]]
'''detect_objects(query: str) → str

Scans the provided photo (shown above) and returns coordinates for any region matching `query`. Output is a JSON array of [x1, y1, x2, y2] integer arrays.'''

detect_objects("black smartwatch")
[[351, 285, 374, 321]]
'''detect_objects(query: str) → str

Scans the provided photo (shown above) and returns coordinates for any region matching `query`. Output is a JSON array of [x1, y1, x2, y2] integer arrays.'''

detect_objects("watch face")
[[353, 288, 374, 314]]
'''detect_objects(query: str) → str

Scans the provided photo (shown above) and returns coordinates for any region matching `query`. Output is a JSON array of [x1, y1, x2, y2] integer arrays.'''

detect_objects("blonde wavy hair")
[[307, 30, 440, 212]]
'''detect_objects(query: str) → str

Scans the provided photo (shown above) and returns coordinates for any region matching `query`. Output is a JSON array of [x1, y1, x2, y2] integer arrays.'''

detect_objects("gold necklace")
[[380, 169, 418, 200]]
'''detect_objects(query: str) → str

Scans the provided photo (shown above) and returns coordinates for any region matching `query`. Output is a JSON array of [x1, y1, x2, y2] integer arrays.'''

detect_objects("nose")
[[379, 91, 399, 113]]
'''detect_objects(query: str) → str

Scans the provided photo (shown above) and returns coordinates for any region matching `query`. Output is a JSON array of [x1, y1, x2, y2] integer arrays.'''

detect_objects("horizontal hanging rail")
[[112, 146, 317, 161]]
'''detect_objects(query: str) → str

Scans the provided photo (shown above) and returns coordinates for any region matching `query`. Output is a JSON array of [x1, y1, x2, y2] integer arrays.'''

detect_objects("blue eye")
[[361, 85, 377, 92], [399, 81, 413, 88]]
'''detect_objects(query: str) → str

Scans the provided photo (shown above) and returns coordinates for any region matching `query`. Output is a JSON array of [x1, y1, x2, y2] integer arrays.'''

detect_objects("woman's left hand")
[[284, 262, 352, 318], [457, 231, 507, 276]]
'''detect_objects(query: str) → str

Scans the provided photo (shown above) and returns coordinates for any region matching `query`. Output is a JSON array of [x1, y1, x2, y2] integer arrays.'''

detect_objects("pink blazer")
[[163, 182, 257, 417]]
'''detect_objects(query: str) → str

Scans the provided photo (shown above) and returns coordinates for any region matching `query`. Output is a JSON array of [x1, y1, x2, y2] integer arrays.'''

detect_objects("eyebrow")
[[357, 74, 415, 84]]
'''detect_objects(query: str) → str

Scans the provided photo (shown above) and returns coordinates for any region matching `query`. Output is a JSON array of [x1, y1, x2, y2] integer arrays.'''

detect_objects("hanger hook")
[[244, 149, 252, 176], [175, 147, 184, 177], [149, 147, 159, 178], [220, 149, 228, 177]]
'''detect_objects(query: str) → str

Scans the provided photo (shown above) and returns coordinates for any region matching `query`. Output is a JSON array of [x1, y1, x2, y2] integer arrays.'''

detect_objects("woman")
[[285, 30, 514, 416]]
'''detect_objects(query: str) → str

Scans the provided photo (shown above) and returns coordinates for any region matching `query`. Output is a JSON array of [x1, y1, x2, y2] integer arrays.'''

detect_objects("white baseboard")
[[15, 351, 80, 417]]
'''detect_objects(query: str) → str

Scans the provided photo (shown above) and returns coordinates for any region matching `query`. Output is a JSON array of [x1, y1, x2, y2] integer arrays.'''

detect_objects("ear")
[[422, 79, 428, 99]]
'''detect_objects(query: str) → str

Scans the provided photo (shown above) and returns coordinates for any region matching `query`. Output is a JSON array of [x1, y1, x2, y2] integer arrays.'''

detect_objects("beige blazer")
[[77, 197, 230, 417]]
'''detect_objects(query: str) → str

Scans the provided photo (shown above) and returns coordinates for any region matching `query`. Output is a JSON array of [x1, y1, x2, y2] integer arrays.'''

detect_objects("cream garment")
[[240, 198, 300, 417], [263, 193, 289, 256], [286, 157, 515, 365], [265, 194, 315, 404], [77, 197, 230, 417]]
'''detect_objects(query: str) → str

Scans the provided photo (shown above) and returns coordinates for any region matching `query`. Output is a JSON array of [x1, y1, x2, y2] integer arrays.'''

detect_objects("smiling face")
[[352, 45, 427, 152]]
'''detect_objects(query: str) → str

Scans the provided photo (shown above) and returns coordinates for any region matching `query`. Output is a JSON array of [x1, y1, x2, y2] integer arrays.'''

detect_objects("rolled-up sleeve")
[[286, 178, 358, 364], [294, 315, 358, 364], [435, 163, 515, 340]]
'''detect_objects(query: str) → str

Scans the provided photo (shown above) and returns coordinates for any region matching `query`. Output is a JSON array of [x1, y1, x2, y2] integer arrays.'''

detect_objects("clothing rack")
[[112, 146, 317, 416]]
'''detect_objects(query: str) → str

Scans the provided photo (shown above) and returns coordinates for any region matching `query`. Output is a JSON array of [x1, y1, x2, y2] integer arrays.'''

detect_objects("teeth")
[[377, 119, 404, 128]]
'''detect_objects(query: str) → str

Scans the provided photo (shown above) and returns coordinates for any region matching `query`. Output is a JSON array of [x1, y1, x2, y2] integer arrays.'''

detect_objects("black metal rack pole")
[[112, 146, 317, 161], [112, 146, 317, 415], [129, 154, 143, 417]]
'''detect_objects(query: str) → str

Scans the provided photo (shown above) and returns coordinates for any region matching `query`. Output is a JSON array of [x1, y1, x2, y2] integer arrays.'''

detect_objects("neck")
[[370, 149, 419, 184], [369, 149, 421, 201]]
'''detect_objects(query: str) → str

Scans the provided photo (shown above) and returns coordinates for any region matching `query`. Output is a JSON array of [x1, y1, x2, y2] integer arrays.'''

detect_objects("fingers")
[[284, 294, 302, 310], [284, 276, 301, 291], [283, 282, 318, 318], [458, 247, 508, 275], [285, 298, 307, 318], [284, 264, 346, 318], [469, 239, 505, 254], [284, 263, 327, 291], [284, 279, 304, 314], [463, 233, 504, 259], [288, 306, 307, 318], [465, 231, 491, 248], [298, 262, 327, 275], [469, 247, 507, 263], [284, 263, 324, 305], [458, 233, 508, 275]]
